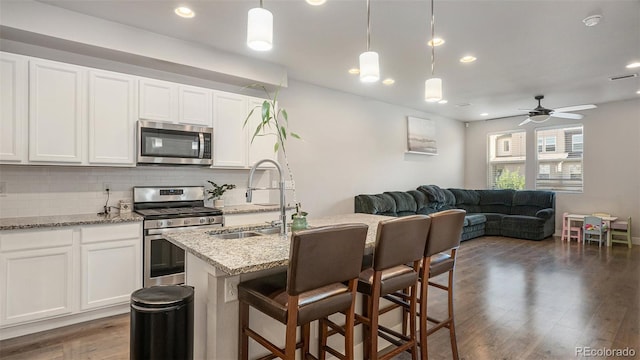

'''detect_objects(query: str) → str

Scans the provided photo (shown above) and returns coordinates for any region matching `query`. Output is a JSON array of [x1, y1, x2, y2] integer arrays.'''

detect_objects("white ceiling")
[[39, 0, 640, 122]]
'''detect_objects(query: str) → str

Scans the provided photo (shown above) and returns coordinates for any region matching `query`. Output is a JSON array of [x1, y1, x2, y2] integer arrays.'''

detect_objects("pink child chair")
[[561, 212, 582, 243]]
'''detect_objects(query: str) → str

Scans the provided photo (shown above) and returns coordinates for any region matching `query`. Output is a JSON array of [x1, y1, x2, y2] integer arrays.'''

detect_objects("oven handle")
[[199, 133, 204, 159], [147, 223, 223, 236]]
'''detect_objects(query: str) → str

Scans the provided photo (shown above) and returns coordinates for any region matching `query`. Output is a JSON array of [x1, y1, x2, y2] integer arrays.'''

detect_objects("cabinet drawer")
[[0, 228, 73, 252], [81, 223, 141, 243]]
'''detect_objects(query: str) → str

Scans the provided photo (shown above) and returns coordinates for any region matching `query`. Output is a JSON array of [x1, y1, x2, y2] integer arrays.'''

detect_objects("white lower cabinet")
[[80, 223, 141, 310], [0, 222, 141, 337]]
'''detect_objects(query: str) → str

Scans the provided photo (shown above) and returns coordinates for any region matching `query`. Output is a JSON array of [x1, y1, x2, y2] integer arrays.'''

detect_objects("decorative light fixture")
[[174, 6, 195, 18], [424, 0, 442, 102], [247, 0, 273, 51], [359, 0, 379, 83], [306, 0, 327, 5]]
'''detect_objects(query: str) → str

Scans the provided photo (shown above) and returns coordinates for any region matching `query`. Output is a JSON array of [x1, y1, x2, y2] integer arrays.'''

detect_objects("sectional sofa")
[[354, 185, 555, 241]]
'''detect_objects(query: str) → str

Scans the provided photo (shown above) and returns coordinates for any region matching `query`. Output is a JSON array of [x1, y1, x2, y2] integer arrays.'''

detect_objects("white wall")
[[278, 80, 465, 217], [464, 98, 640, 241]]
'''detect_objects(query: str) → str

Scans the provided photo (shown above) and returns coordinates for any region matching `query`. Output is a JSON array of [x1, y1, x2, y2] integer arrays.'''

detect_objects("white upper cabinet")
[[179, 85, 212, 126], [213, 91, 248, 167], [247, 97, 277, 168], [29, 58, 86, 163], [138, 78, 177, 122], [0, 52, 28, 163], [139, 78, 212, 126], [88, 69, 137, 165]]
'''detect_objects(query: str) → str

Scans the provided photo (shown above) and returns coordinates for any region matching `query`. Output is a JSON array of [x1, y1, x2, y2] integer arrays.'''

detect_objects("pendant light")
[[425, 0, 442, 102], [359, 0, 379, 83], [247, 0, 273, 51]]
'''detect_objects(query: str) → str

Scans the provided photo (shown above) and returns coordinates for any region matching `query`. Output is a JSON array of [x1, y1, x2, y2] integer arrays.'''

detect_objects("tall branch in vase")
[[244, 84, 303, 214]]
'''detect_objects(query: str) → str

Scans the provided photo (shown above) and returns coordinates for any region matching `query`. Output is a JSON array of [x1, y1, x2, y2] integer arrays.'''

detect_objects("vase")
[[214, 199, 224, 208], [291, 214, 308, 231]]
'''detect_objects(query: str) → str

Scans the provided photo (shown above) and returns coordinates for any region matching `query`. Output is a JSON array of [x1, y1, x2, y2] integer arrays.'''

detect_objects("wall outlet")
[[224, 276, 240, 302], [0, 182, 6, 197], [103, 183, 111, 193]]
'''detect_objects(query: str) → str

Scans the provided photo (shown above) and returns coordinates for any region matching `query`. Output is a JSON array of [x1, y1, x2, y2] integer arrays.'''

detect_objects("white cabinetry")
[[0, 52, 28, 163], [0, 229, 74, 325], [139, 78, 212, 126], [80, 223, 141, 310], [88, 70, 137, 165], [213, 91, 248, 167], [0, 222, 142, 338], [29, 58, 86, 163]]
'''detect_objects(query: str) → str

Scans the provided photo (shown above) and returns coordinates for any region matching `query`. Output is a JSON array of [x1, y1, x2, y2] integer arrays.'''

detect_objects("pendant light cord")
[[260, 0, 264, 8], [430, 0, 435, 76], [366, 0, 371, 51]]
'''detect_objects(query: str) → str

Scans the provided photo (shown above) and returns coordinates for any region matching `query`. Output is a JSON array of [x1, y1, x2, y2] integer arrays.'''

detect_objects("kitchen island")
[[165, 213, 399, 359]]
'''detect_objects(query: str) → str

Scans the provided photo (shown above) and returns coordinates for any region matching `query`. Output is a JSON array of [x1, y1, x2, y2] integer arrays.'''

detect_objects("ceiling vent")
[[609, 73, 638, 81]]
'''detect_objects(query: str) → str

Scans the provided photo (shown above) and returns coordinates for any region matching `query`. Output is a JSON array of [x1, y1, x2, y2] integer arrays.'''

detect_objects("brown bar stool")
[[320, 215, 430, 360], [418, 209, 466, 360], [238, 224, 368, 360]]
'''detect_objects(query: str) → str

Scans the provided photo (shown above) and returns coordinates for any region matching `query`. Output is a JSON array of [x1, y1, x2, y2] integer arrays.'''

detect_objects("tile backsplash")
[[0, 165, 273, 218]]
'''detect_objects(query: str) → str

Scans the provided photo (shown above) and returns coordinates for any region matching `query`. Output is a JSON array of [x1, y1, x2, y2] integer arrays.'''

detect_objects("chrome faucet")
[[246, 159, 287, 236]]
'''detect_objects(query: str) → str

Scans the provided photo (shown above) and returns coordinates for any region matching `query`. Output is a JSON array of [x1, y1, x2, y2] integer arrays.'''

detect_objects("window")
[[536, 125, 583, 192], [488, 131, 526, 190]]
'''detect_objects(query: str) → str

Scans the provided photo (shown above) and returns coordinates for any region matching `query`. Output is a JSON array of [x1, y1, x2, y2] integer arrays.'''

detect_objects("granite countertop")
[[0, 212, 144, 231], [165, 213, 392, 276], [221, 204, 296, 215]]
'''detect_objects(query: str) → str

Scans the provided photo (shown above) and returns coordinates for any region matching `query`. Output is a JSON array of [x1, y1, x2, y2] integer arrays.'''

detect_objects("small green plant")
[[206, 181, 236, 200], [495, 168, 525, 190]]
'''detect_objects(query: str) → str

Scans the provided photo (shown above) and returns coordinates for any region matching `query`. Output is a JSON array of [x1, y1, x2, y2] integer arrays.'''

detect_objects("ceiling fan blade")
[[551, 112, 583, 119], [519, 118, 532, 126], [554, 104, 597, 112]]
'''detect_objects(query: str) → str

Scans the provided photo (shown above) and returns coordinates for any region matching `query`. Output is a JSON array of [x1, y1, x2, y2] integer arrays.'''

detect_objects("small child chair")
[[561, 212, 582, 243], [584, 216, 607, 248], [610, 217, 632, 248]]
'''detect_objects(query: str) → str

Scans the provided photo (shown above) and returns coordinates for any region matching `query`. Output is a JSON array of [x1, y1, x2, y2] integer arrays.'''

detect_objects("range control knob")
[[157, 220, 164, 227], [199, 218, 207, 224], [167, 220, 173, 226], [184, 219, 190, 225], [209, 217, 217, 223]]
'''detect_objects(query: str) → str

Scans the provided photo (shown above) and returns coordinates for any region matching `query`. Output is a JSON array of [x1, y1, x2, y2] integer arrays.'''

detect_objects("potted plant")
[[206, 180, 236, 208], [243, 84, 306, 228]]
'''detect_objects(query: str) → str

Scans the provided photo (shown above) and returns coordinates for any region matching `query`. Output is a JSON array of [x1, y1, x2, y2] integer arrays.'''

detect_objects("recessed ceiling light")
[[348, 68, 360, 75], [427, 37, 445, 47], [306, 0, 327, 5], [382, 78, 395, 85], [480, 113, 489, 116], [626, 62, 640, 69], [637, 90, 640, 95], [174, 6, 195, 18], [582, 14, 602, 27], [460, 55, 477, 63], [438, 99, 448, 104]]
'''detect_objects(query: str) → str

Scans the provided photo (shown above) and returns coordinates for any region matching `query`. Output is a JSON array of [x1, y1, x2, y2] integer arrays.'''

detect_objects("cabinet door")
[[139, 78, 177, 122], [80, 238, 141, 310], [88, 70, 137, 165], [213, 91, 248, 167], [29, 59, 85, 163], [179, 85, 212, 126], [0, 246, 74, 325], [0, 52, 28, 163], [247, 97, 277, 168]]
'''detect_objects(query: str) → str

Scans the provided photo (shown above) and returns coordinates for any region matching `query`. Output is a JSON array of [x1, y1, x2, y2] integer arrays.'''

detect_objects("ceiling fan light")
[[530, 114, 550, 122], [247, 7, 273, 51], [424, 77, 442, 102], [359, 51, 380, 83]]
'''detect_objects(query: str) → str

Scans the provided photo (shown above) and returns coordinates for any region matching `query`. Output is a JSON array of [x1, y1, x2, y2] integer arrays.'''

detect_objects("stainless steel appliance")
[[134, 186, 223, 287], [137, 120, 213, 165]]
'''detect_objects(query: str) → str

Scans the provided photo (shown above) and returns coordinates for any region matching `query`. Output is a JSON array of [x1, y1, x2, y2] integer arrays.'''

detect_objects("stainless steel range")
[[134, 186, 224, 287]]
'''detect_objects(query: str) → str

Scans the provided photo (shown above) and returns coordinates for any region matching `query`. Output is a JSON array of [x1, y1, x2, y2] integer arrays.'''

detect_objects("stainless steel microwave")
[[137, 120, 213, 165]]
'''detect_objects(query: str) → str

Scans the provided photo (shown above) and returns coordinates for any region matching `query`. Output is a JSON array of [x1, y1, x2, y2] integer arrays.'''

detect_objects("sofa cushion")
[[477, 189, 515, 214], [500, 215, 547, 240], [354, 194, 396, 216], [449, 188, 480, 206], [384, 191, 417, 216], [441, 188, 456, 206], [511, 190, 555, 216], [417, 185, 447, 203], [464, 214, 486, 226]]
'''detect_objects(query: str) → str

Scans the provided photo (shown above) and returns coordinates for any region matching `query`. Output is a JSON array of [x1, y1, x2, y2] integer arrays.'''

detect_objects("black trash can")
[[130, 285, 194, 360]]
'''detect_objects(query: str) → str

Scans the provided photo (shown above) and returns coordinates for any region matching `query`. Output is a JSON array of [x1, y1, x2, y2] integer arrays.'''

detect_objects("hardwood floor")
[[1, 236, 638, 360]]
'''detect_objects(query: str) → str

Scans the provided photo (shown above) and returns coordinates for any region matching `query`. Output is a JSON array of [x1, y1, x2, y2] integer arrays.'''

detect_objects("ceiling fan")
[[518, 95, 597, 126]]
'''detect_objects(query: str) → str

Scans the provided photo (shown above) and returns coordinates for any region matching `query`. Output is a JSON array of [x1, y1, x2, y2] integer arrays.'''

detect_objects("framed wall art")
[[406, 116, 438, 155]]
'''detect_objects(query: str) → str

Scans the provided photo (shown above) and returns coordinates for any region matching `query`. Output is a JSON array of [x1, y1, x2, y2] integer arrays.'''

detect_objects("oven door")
[[144, 234, 186, 287]]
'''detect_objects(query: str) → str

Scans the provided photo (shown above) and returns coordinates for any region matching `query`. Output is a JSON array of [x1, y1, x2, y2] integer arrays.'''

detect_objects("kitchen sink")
[[209, 231, 262, 239], [252, 227, 282, 235]]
